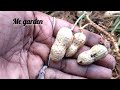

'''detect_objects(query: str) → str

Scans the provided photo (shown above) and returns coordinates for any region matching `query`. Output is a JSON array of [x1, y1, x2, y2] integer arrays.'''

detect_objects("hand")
[[0, 11, 116, 79]]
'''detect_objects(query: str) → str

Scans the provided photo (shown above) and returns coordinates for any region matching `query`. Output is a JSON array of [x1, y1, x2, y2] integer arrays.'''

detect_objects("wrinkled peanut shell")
[[77, 44, 108, 65], [66, 32, 86, 57], [50, 27, 73, 61]]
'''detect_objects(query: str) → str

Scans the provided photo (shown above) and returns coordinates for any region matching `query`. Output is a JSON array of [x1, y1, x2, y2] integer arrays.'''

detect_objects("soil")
[[42, 11, 120, 79]]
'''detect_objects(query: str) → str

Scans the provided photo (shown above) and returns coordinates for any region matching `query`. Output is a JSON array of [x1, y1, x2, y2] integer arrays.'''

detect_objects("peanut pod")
[[77, 44, 108, 65], [66, 32, 86, 57], [49, 27, 73, 61]]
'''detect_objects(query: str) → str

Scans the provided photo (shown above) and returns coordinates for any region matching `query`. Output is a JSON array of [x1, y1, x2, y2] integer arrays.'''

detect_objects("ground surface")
[[42, 11, 120, 79]]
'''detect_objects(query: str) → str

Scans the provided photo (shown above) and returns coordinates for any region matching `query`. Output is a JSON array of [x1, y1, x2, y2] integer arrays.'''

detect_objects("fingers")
[[44, 68, 86, 79], [52, 18, 104, 47], [95, 54, 116, 69], [85, 64, 112, 79], [49, 59, 112, 79]]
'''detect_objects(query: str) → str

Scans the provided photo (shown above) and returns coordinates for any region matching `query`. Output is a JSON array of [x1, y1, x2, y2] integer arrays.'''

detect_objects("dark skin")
[[0, 11, 116, 79]]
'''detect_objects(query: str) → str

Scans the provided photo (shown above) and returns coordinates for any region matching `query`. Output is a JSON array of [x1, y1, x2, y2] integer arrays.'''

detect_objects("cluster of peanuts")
[[49, 27, 108, 65]]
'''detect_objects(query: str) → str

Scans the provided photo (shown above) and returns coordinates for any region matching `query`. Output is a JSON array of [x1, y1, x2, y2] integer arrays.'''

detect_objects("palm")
[[0, 11, 115, 79]]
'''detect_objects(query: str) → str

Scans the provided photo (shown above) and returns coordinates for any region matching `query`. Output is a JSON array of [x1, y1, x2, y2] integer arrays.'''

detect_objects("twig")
[[80, 23, 90, 29], [98, 24, 107, 29], [71, 11, 86, 30], [79, 18, 82, 28], [86, 15, 120, 57]]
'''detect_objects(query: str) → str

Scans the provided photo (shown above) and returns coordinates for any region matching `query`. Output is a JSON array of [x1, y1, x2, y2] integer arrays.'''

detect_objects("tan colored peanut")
[[66, 32, 86, 57], [77, 44, 108, 65], [49, 27, 73, 61]]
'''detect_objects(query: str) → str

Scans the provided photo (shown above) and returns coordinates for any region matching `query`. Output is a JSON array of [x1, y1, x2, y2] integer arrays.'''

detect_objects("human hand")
[[0, 11, 116, 79]]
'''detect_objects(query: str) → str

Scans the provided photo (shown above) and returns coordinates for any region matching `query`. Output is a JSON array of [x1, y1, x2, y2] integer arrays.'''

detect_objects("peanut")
[[66, 32, 86, 57], [77, 44, 108, 65], [49, 27, 73, 61]]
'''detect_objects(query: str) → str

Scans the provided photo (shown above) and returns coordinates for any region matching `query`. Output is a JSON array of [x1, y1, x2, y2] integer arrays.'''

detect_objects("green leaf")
[[116, 25, 120, 30], [111, 16, 120, 34], [108, 16, 120, 33], [112, 17, 120, 26]]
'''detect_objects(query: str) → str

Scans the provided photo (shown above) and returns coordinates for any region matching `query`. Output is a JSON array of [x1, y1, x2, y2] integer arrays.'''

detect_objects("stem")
[[79, 18, 82, 27], [71, 11, 86, 30], [80, 23, 90, 29]]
